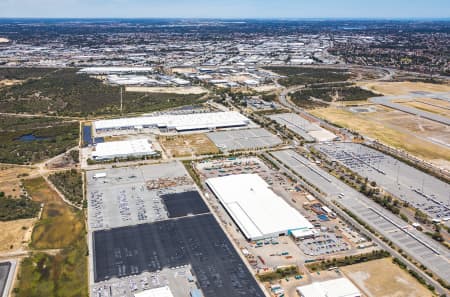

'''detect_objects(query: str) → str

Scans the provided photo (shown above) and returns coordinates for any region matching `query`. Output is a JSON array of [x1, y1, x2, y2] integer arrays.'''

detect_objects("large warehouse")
[[94, 111, 250, 133], [92, 139, 157, 160], [206, 174, 314, 241]]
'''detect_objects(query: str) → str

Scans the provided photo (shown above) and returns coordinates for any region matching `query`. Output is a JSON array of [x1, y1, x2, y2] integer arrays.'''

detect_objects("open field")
[[310, 107, 450, 169], [0, 218, 35, 251], [341, 258, 434, 297], [0, 165, 35, 197], [359, 81, 450, 96], [126, 86, 208, 95], [23, 177, 84, 249], [159, 134, 219, 157], [15, 177, 88, 297]]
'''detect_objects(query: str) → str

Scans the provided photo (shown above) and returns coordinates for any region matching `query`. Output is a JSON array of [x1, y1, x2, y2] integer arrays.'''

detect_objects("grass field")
[[310, 107, 450, 169], [359, 81, 450, 96], [23, 177, 84, 249], [341, 258, 434, 297], [159, 134, 220, 157], [15, 177, 87, 297]]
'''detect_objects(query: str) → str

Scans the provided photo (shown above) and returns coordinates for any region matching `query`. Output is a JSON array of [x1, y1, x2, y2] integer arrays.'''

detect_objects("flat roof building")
[[92, 139, 157, 160], [206, 174, 313, 240], [94, 111, 250, 133], [296, 278, 361, 297], [134, 286, 174, 297]]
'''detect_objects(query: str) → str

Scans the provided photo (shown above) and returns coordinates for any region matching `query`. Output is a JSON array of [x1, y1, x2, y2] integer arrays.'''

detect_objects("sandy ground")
[[0, 79, 22, 88], [170, 67, 197, 74], [359, 81, 450, 96], [0, 165, 36, 197], [251, 85, 280, 92], [341, 258, 434, 297], [0, 218, 36, 251], [159, 134, 219, 157], [126, 86, 208, 94], [310, 107, 450, 170]]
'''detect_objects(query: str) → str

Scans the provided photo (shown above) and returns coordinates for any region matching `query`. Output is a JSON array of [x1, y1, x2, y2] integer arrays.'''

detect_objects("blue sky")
[[0, 0, 449, 19]]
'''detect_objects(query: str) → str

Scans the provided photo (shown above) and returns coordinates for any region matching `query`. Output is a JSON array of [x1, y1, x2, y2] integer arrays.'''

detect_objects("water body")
[[16, 134, 50, 142]]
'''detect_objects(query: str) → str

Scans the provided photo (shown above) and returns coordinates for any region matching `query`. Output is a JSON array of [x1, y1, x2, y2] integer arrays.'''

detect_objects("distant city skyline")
[[0, 0, 449, 19]]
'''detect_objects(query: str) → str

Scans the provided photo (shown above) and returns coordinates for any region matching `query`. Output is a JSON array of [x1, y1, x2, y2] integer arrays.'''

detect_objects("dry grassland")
[[23, 177, 84, 249], [310, 107, 450, 169], [341, 258, 435, 297], [358, 81, 450, 96], [159, 134, 219, 157]]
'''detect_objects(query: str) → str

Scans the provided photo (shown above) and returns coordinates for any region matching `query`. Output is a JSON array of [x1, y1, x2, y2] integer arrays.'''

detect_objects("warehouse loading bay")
[[87, 162, 264, 297], [194, 157, 377, 292], [270, 149, 450, 282], [313, 142, 450, 223]]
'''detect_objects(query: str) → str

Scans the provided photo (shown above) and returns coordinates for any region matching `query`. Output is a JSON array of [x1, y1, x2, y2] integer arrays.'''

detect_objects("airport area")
[[270, 149, 450, 282], [313, 142, 450, 221]]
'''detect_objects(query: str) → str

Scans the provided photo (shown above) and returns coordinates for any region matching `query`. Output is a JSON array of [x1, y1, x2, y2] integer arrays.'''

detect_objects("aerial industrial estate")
[[0, 17, 449, 297]]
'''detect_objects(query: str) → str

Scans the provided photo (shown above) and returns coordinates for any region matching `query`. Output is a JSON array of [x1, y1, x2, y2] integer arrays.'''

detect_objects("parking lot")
[[297, 233, 350, 257], [207, 128, 282, 152], [268, 113, 318, 142], [270, 149, 450, 282], [92, 214, 265, 297], [87, 162, 195, 230], [314, 142, 450, 221]]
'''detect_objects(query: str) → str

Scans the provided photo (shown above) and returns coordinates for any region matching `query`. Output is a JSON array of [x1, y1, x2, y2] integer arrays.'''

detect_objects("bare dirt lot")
[[0, 218, 35, 251], [0, 79, 22, 88], [0, 165, 36, 197], [341, 258, 434, 297], [359, 81, 450, 96], [310, 107, 450, 170], [159, 134, 219, 157], [126, 86, 208, 95]]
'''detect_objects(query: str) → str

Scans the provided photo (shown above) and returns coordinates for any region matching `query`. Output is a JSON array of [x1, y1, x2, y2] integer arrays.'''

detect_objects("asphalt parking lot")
[[92, 214, 265, 297], [270, 149, 450, 282], [314, 142, 450, 221], [86, 162, 195, 230], [207, 128, 282, 151]]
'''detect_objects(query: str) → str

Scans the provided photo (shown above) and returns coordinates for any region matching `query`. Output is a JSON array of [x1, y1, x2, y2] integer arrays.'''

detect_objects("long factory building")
[[206, 174, 314, 241], [94, 111, 250, 133]]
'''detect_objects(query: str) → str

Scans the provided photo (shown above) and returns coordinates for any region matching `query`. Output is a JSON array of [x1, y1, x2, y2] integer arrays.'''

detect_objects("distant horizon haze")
[[0, 0, 449, 19]]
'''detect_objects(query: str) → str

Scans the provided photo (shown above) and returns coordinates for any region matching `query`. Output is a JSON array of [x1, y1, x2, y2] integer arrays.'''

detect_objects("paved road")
[[370, 92, 450, 126], [269, 149, 450, 289]]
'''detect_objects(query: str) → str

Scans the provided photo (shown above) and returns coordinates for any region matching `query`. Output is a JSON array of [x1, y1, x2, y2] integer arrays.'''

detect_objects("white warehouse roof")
[[206, 174, 313, 240], [78, 67, 154, 75], [92, 139, 156, 160], [134, 286, 174, 297], [94, 112, 250, 132], [296, 278, 361, 297]]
